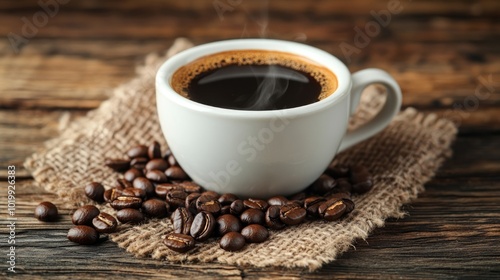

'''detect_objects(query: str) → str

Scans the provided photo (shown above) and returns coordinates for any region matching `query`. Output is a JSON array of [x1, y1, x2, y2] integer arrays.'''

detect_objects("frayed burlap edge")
[[24, 38, 457, 271]]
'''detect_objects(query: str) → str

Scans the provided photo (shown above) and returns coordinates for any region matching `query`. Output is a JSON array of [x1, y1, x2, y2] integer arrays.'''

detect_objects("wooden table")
[[1, 0, 499, 278]]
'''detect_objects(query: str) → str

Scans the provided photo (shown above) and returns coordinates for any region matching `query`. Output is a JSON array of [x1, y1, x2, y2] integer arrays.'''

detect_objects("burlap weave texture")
[[24, 38, 457, 271]]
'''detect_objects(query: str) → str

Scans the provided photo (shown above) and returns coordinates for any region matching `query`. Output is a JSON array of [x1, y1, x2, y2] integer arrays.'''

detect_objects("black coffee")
[[171, 50, 337, 111]]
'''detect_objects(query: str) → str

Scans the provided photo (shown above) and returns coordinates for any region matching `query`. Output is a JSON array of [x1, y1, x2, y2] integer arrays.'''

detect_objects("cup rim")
[[156, 39, 352, 118]]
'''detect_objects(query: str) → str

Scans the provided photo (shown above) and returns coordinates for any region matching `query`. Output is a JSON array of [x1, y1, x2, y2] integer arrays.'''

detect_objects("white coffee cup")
[[156, 39, 401, 198]]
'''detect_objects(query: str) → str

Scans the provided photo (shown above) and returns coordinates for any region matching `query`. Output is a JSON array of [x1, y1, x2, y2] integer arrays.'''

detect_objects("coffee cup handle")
[[337, 68, 402, 152]]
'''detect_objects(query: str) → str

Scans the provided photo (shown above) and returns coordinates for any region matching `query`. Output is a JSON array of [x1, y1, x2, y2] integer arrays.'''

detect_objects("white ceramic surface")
[[156, 39, 402, 198]]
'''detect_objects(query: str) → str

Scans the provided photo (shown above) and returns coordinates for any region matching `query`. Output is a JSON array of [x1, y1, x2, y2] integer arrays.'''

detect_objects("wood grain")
[[1, 0, 499, 278]]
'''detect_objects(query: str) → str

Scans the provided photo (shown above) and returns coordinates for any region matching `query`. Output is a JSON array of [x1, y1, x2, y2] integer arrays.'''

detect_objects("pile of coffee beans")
[[35, 141, 373, 252]]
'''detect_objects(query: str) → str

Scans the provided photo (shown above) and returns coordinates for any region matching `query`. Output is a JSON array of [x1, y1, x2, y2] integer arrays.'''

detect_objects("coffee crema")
[[171, 50, 338, 110]]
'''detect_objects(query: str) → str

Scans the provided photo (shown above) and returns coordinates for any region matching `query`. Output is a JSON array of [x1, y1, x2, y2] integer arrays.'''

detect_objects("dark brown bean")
[[145, 159, 169, 171], [230, 200, 244, 215], [325, 164, 350, 178], [165, 166, 188, 180], [220, 205, 231, 215], [146, 170, 169, 183], [142, 199, 169, 218], [241, 224, 269, 243], [304, 196, 326, 217], [72, 205, 100, 226], [167, 154, 178, 166], [166, 190, 188, 209], [122, 188, 146, 199], [116, 208, 144, 224], [325, 191, 351, 201], [164, 233, 195, 253], [200, 191, 220, 201], [333, 178, 352, 194], [288, 192, 306, 204], [110, 196, 142, 210], [279, 203, 306, 225], [310, 174, 337, 195], [265, 205, 286, 230], [148, 141, 162, 159], [115, 178, 133, 189], [84, 182, 105, 203], [185, 193, 201, 215], [318, 198, 347, 221], [196, 195, 221, 215], [218, 193, 239, 206], [176, 181, 202, 193], [155, 183, 183, 198], [67, 225, 99, 245], [104, 158, 130, 172], [34, 201, 58, 222], [132, 177, 155, 198], [127, 145, 148, 159], [124, 168, 144, 182], [220, 232, 245, 251], [350, 165, 373, 194], [240, 209, 265, 225], [267, 196, 288, 206], [216, 214, 241, 236], [103, 188, 123, 203], [342, 198, 355, 214], [190, 211, 215, 241], [92, 212, 118, 233], [243, 198, 268, 211], [172, 207, 193, 235], [130, 157, 149, 170]]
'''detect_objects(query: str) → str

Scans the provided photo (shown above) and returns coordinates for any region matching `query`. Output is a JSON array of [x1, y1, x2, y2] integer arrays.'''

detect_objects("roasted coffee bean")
[[146, 170, 169, 183], [241, 224, 269, 243], [116, 208, 144, 224], [240, 209, 265, 225], [185, 193, 201, 215], [230, 200, 244, 215], [122, 187, 146, 199], [103, 188, 123, 203], [148, 141, 162, 159], [155, 183, 183, 198], [142, 198, 169, 218], [220, 205, 231, 215], [334, 178, 352, 194], [220, 232, 245, 251], [84, 182, 105, 203], [145, 158, 169, 171], [72, 205, 100, 226], [127, 145, 148, 159], [216, 214, 241, 236], [218, 193, 239, 206], [265, 205, 286, 230], [124, 168, 144, 182], [176, 181, 202, 193], [342, 198, 355, 214], [130, 157, 149, 170], [267, 196, 288, 206], [164, 233, 195, 253], [115, 178, 133, 189], [172, 207, 193, 235], [110, 196, 142, 210], [196, 195, 221, 215], [165, 166, 188, 180], [92, 212, 118, 233], [67, 225, 99, 245], [326, 164, 350, 178], [243, 198, 268, 211], [304, 196, 326, 217], [350, 165, 373, 194], [166, 190, 188, 209], [288, 192, 306, 204], [190, 211, 215, 241], [34, 201, 58, 222], [200, 191, 219, 200], [325, 191, 351, 201], [167, 154, 178, 166], [310, 174, 337, 195], [132, 177, 155, 198], [104, 158, 130, 172], [318, 198, 347, 221], [280, 203, 306, 225]]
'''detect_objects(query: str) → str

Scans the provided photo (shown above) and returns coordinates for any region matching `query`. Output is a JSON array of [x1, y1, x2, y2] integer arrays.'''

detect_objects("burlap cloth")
[[24, 38, 457, 271]]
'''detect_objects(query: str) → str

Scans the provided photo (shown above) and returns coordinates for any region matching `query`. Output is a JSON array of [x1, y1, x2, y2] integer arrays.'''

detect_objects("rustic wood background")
[[1, 0, 499, 278]]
